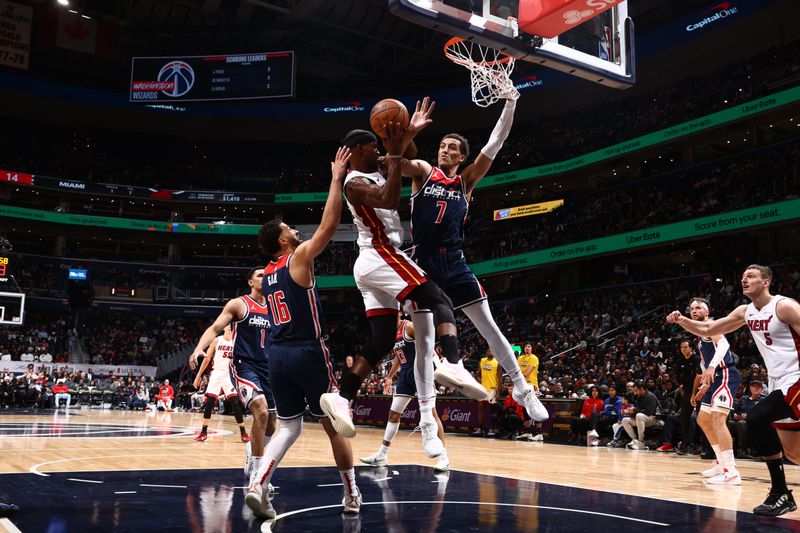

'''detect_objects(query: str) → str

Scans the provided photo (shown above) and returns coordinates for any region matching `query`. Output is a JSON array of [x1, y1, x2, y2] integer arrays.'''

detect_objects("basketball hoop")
[[444, 37, 519, 108]]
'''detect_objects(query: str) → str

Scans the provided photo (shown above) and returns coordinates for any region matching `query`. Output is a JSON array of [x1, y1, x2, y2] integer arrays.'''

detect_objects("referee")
[[674, 337, 700, 454]]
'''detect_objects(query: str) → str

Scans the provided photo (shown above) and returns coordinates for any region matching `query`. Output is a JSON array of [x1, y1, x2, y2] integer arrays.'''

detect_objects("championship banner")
[[493, 199, 564, 221], [0, 1, 32, 69]]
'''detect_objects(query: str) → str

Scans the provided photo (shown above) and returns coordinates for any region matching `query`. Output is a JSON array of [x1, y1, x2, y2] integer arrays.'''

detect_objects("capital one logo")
[[158, 61, 195, 98], [563, 0, 623, 26]]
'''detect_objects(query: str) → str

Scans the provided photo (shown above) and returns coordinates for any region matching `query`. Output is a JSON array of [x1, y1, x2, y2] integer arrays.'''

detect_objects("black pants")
[[679, 387, 694, 445], [747, 389, 796, 457]]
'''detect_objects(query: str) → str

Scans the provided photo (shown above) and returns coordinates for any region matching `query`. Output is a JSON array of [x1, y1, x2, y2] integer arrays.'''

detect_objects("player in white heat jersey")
[[320, 98, 486, 461], [193, 324, 250, 442], [667, 264, 800, 516]]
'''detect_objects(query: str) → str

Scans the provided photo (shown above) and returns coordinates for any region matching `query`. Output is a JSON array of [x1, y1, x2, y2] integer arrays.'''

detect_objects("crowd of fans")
[[0, 312, 69, 364]]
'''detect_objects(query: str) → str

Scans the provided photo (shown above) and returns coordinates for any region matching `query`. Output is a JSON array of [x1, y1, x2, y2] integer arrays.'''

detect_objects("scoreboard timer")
[[130, 51, 295, 103], [0, 256, 8, 281]]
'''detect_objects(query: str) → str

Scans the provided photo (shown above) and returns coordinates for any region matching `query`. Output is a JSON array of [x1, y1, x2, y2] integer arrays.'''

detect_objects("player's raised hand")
[[331, 146, 351, 181], [382, 121, 408, 157], [666, 310, 683, 324], [407, 96, 435, 136]]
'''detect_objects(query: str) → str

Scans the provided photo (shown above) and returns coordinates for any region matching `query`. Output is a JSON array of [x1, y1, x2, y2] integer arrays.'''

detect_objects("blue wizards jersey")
[[263, 253, 326, 343], [410, 166, 468, 252], [232, 294, 271, 362], [392, 320, 416, 370], [697, 335, 735, 372]]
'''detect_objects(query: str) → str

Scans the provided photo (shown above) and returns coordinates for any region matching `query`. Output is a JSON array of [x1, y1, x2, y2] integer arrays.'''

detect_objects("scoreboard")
[[130, 51, 295, 103], [0, 256, 8, 282]]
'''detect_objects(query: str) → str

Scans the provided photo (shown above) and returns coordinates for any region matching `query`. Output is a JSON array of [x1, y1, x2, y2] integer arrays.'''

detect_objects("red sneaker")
[[656, 443, 673, 452], [194, 433, 208, 442], [241, 432, 251, 443]]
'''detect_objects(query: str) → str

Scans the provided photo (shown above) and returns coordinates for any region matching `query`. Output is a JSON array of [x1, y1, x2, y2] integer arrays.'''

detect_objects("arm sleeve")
[[479, 99, 516, 160], [708, 336, 730, 370]]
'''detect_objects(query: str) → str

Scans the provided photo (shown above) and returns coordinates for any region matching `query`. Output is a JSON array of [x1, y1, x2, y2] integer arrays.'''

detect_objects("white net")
[[444, 38, 519, 108]]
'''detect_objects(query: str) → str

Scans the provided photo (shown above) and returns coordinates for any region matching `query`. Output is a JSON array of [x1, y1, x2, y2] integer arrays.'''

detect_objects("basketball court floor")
[[0, 409, 799, 532]]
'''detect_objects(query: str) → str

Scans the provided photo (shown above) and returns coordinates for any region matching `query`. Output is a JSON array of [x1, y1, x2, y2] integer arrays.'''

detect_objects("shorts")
[[268, 339, 337, 419], [772, 373, 800, 429], [206, 369, 237, 399], [354, 246, 427, 316], [701, 365, 740, 413], [412, 249, 486, 309], [232, 358, 276, 411], [395, 365, 417, 397]]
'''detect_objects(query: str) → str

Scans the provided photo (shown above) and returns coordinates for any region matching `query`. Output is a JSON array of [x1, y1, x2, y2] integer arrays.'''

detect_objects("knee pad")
[[390, 395, 412, 414], [363, 315, 398, 367], [407, 281, 455, 327]]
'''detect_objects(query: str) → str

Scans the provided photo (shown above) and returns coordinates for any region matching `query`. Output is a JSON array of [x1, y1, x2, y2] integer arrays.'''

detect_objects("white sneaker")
[[531, 434, 544, 442], [513, 387, 549, 422], [589, 437, 600, 447], [587, 429, 599, 438], [434, 456, 450, 473], [342, 486, 362, 514], [704, 468, 741, 486], [416, 421, 444, 458], [359, 453, 388, 467], [245, 481, 276, 519], [433, 360, 488, 400], [702, 461, 723, 478], [244, 441, 253, 476], [320, 392, 356, 438], [629, 440, 648, 451]]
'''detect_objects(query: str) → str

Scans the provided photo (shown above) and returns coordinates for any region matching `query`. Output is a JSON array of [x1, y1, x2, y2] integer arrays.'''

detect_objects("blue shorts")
[[395, 365, 417, 397], [268, 339, 338, 419], [231, 357, 276, 411], [701, 365, 741, 412], [412, 249, 486, 309]]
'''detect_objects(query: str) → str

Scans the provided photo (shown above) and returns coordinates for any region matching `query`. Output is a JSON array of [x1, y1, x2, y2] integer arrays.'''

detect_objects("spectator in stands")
[[0, 375, 13, 408], [656, 409, 699, 454], [53, 379, 70, 409], [131, 386, 149, 410], [620, 381, 661, 451], [588, 384, 623, 445], [728, 380, 766, 459], [156, 379, 174, 412], [175, 380, 192, 412], [191, 376, 207, 411], [497, 382, 526, 439], [569, 386, 604, 445]]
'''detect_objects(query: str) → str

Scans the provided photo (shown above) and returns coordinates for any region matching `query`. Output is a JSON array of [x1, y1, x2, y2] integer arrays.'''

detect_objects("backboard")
[[0, 291, 25, 326], [389, 0, 635, 88]]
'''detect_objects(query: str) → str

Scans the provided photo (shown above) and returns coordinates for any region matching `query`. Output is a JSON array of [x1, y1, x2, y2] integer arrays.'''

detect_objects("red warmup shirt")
[[53, 384, 69, 394], [580, 397, 605, 418], [503, 394, 524, 418], [159, 385, 174, 400]]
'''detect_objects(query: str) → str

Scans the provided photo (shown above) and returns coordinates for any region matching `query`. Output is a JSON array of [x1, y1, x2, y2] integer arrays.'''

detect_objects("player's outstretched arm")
[[462, 98, 517, 195], [666, 305, 747, 337], [189, 299, 244, 368], [290, 146, 349, 288]]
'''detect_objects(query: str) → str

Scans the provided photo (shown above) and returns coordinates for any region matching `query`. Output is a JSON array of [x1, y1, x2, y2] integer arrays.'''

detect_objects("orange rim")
[[443, 36, 512, 67]]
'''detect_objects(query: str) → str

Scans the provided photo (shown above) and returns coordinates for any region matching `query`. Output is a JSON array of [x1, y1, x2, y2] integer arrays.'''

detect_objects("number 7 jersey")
[[263, 253, 326, 343], [410, 166, 468, 252]]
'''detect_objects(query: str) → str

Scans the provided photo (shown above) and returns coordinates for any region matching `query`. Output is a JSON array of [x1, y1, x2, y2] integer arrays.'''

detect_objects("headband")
[[341, 129, 377, 148]]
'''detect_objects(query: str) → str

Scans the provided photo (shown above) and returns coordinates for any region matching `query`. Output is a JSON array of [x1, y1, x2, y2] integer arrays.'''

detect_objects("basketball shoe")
[[245, 481, 276, 519], [434, 456, 450, 473], [512, 387, 549, 421], [702, 461, 723, 478], [704, 468, 741, 486], [754, 490, 797, 516], [342, 486, 362, 514], [413, 421, 444, 458], [433, 359, 488, 400], [320, 392, 356, 438], [359, 453, 388, 467], [194, 432, 208, 442]]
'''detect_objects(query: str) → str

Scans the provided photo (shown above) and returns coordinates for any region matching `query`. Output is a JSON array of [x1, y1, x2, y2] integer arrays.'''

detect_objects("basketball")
[[370, 98, 409, 137]]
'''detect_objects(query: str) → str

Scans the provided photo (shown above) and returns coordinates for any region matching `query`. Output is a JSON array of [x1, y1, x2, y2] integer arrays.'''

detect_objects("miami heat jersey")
[[263, 253, 326, 343], [211, 336, 234, 372], [697, 334, 735, 372], [232, 294, 270, 361], [344, 170, 404, 250], [392, 320, 416, 370], [746, 295, 800, 380], [410, 166, 468, 252]]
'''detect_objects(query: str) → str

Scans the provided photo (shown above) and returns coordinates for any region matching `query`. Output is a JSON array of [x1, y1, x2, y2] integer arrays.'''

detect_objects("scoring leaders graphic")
[[130, 51, 295, 103]]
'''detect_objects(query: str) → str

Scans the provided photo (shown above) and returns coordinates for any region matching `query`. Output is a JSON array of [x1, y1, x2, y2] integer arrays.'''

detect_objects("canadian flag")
[[35, 5, 114, 56]]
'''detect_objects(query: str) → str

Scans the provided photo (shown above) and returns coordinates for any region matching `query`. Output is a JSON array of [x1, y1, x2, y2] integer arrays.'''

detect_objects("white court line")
[[140, 484, 187, 489], [114, 491, 137, 495], [371, 477, 393, 482], [263, 500, 671, 528], [0, 517, 22, 533], [67, 478, 104, 484], [316, 482, 343, 487]]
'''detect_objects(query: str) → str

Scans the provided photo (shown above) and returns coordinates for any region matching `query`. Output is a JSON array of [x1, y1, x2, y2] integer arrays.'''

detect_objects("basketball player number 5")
[[435, 201, 447, 224], [764, 332, 773, 346], [268, 291, 292, 325]]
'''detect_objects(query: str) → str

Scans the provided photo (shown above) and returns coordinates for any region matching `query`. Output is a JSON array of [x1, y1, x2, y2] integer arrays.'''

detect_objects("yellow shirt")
[[480, 357, 500, 391], [518, 353, 539, 387]]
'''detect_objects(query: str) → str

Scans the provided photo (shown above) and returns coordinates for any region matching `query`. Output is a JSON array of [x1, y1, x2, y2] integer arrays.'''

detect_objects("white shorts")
[[207, 369, 237, 399], [354, 246, 427, 316]]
